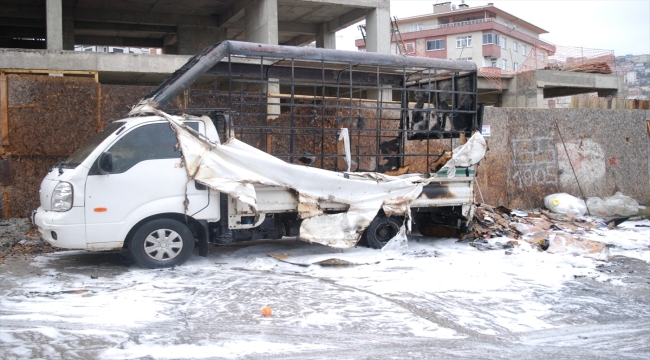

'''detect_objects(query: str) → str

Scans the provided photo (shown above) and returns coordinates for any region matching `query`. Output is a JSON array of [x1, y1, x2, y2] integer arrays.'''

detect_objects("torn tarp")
[[440, 132, 487, 178], [161, 112, 428, 248]]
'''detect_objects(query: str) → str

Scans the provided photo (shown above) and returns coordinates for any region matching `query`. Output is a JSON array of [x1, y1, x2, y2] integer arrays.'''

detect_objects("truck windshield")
[[63, 121, 125, 168]]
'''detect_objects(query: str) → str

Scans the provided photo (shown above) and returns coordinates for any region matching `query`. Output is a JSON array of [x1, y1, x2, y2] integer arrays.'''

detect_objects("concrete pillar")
[[597, 74, 625, 98], [177, 26, 227, 55], [316, 23, 336, 49], [245, 0, 278, 45], [245, 0, 279, 118], [365, 6, 392, 100], [364, 6, 390, 54], [46, 0, 63, 50], [163, 35, 178, 55]]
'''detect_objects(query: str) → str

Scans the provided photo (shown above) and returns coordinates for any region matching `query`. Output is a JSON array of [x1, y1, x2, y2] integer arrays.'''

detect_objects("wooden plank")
[[97, 85, 103, 132], [0, 69, 98, 81], [0, 75, 8, 152]]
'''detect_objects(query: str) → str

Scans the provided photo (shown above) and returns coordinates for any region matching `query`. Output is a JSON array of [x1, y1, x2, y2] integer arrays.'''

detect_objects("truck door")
[[84, 122, 210, 245]]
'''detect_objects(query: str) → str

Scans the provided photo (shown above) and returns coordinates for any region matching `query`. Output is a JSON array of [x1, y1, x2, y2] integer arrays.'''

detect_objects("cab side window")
[[106, 122, 198, 173]]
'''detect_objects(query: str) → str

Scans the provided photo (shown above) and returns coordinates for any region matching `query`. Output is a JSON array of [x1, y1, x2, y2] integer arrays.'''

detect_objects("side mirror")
[[98, 151, 113, 174]]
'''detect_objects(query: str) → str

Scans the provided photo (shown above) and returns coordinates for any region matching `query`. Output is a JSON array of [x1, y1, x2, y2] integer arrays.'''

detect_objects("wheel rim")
[[374, 220, 399, 245], [143, 228, 184, 261]]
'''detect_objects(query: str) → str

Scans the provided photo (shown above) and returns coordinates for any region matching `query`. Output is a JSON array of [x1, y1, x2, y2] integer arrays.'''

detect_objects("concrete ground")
[[1, 222, 649, 359]]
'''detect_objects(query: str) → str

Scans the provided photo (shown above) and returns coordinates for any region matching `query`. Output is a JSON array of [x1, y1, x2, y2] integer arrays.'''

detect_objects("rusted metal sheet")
[[6, 75, 99, 156], [3, 155, 61, 218]]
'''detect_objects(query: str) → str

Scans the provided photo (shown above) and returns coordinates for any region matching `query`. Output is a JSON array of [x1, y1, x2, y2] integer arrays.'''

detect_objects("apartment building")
[[356, 2, 555, 72]]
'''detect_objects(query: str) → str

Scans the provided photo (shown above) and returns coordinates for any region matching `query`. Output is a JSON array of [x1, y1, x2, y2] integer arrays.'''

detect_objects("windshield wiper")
[[58, 160, 67, 175], [49, 160, 68, 175]]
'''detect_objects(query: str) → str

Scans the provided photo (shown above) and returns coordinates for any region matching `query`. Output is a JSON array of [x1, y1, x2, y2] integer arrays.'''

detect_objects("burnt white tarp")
[[161, 112, 482, 248], [440, 133, 487, 178]]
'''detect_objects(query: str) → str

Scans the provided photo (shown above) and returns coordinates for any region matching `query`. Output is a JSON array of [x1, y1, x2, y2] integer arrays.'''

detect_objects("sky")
[[336, 0, 650, 57]]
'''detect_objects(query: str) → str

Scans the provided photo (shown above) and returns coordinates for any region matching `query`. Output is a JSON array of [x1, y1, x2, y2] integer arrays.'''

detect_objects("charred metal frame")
[[131, 41, 481, 173]]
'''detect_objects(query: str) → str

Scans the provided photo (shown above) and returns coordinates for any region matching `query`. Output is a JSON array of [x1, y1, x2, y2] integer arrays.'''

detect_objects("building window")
[[426, 39, 444, 51], [410, 23, 423, 31], [456, 36, 472, 48], [398, 42, 416, 54], [513, 62, 519, 71], [482, 33, 500, 45], [513, 42, 518, 52], [500, 37, 507, 49], [491, 60, 497, 67], [522, 45, 527, 56], [502, 59, 507, 70]]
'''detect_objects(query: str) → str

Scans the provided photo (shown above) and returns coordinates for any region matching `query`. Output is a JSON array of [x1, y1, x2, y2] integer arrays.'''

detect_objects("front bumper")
[[33, 207, 87, 249]]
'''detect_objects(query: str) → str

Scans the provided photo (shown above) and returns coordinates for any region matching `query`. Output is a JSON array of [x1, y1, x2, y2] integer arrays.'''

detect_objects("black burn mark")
[[420, 183, 459, 200]]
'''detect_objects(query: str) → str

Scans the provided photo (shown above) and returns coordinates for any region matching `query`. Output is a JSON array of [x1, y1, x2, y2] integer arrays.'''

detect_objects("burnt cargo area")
[[147, 42, 482, 175]]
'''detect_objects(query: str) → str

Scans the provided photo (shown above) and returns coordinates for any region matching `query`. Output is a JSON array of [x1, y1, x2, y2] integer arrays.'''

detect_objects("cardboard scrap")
[[471, 203, 607, 257], [546, 235, 607, 255]]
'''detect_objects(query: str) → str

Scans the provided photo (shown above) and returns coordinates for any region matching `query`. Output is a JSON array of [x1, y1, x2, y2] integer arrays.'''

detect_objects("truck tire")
[[365, 215, 403, 249], [129, 218, 194, 268]]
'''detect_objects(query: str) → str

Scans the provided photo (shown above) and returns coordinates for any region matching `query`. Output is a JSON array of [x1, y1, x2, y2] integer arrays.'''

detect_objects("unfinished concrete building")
[[1, 0, 391, 84]]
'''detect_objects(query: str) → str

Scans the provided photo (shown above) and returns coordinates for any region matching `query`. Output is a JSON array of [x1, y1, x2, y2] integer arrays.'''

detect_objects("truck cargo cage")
[[130, 41, 482, 174]]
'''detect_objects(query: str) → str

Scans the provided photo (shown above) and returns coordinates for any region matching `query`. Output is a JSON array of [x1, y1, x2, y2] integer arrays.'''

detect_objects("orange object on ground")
[[261, 306, 272, 316]]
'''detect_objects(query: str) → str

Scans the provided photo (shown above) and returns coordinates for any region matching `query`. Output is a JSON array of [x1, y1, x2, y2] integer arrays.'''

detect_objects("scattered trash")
[[509, 223, 541, 235], [605, 217, 631, 227], [546, 235, 607, 257], [469, 238, 520, 252], [587, 192, 640, 217], [267, 251, 381, 267], [544, 193, 587, 216], [90, 275, 98, 279], [261, 306, 273, 316], [511, 210, 528, 217], [312, 258, 356, 266], [471, 202, 613, 258]]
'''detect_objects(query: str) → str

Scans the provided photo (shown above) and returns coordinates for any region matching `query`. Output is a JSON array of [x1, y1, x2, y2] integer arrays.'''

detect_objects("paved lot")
[[1, 222, 649, 359]]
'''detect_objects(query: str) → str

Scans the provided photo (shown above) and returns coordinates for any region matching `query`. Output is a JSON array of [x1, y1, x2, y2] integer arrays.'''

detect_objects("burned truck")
[[33, 41, 486, 268]]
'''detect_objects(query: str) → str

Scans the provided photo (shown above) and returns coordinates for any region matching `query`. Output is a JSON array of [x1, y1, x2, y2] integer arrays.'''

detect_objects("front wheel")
[[129, 218, 194, 268], [364, 215, 403, 249]]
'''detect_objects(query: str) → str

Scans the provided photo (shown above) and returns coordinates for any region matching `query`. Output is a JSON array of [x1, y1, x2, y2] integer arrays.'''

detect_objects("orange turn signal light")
[[94, 207, 107, 212]]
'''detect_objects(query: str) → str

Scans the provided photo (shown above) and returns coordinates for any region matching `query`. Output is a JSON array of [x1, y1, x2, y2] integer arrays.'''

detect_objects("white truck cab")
[[34, 115, 221, 266]]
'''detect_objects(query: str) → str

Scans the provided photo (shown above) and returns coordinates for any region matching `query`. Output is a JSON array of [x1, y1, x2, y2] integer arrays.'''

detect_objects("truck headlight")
[[52, 182, 73, 212]]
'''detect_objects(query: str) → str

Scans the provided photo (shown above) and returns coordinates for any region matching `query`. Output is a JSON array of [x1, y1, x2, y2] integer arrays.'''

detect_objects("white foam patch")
[[2, 222, 649, 356], [100, 340, 331, 359]]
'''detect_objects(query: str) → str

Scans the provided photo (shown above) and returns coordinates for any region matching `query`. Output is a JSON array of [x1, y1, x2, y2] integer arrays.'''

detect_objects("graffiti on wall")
[[511, 136, 606, 193], [555, 139, 605, 194], [511, 137, 559, 188]]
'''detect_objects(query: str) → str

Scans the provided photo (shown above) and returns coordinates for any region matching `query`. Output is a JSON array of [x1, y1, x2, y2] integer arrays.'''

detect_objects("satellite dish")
[[452, 4, 457, 10]]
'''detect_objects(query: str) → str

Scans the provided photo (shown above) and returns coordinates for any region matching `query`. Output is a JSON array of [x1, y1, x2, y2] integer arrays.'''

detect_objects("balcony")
[[399, 17, 555, 51], [402, 17, 499, 33], [482, 44, 501, 58]]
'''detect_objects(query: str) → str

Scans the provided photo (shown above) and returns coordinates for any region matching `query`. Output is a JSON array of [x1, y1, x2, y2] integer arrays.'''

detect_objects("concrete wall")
[[478, 108, 650, 209]]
